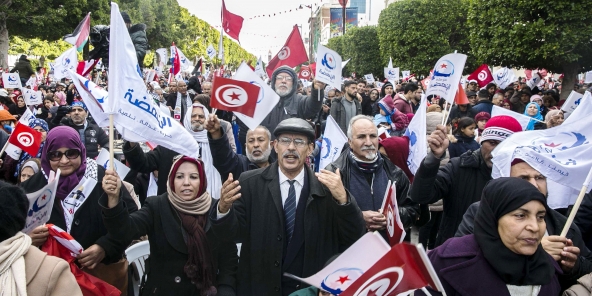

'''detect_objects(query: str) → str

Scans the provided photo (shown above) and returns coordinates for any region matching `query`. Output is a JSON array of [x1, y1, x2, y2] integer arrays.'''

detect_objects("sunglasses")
[[48, 149, 81, 161]]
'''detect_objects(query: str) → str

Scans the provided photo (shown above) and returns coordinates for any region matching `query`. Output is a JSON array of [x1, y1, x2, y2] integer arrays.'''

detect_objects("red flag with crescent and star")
[[299, 65, 311, 80], [221, 0, 243, 42], [8, 122, 42, 156], [266, 25, 308, 77], [467, 64, 493, 88], [210, 76, 261, 117], [380, 181, 406, 246]]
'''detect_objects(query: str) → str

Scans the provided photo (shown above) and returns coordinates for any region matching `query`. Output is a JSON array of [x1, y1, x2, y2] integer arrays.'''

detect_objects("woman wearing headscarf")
[[20, 126, 138, 292], [524, 102, 544, 131], [419, 178, 562, 296], [8, 95, 27, 120], [1, 118, 47, 183], [545, 109, 564, 129], [18, 158, 41, 183], [100, 156, 238, 296], [0, 180, 82, 296]]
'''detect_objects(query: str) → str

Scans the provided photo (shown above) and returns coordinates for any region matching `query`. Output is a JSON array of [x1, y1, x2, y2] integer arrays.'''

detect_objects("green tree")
[[377, 0, 475, 77], [342, 26, 382, 79], [468, 0, 592, 100], [327, 35, 346, 58]]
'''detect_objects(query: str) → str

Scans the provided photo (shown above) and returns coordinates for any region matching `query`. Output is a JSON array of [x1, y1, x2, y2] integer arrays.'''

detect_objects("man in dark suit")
[[210, 118, 365, 295]]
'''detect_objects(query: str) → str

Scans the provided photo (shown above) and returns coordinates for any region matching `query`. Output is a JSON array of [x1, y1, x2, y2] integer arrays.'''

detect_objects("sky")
[[177, 0, 321, 60]]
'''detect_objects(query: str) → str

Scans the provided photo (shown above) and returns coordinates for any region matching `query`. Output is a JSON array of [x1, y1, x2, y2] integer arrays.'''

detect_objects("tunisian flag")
[[221, 0, 243, 42], [467, 64, 493, 88], [380, 180, 406, 246], [266, 25, 308, 77], [210, 76, 261, 117], [298, 65, 311, 80], [8, 122, 42, 156]]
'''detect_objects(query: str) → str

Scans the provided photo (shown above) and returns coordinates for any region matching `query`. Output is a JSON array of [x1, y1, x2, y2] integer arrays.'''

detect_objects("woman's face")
[[527, 104, 538, 116], [550, 112, 564, 127], [33, 125, 47, 142], [20, 167, 35, 183], [370, 91, 378, 100], [498, 200, 546, 256], [173, 162, 201, 201], [502, 101, 511, 110], [17, 96, 25, 107], [384, 86, 393, 95], [48, 147, 82, 176], [44, 100, 53, 109]]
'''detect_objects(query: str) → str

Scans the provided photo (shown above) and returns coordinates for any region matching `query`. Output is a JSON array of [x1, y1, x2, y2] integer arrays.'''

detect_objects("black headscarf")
[[380, 81, 394, 98], [474, 177, 555, 286]]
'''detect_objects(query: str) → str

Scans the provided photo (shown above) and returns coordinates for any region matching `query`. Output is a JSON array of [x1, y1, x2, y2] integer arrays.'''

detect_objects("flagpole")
[[108, 114, 115, 171], [560, 167, 592, 237], [441, 100, 455, 126], [0, 140, 9, 157]]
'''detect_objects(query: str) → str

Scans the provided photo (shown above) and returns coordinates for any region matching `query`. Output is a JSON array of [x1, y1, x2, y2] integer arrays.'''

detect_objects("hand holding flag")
[[380, 181, 406, 245]]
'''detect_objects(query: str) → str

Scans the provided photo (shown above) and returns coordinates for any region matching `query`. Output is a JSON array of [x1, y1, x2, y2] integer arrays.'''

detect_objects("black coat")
[[208, 126, 265, 181], [325, 149, 419, 229], [101, 193, 238, 295], [574, 193, 592, 250], [123, 142, 179, 195], [209, 162, 365, 296], [20, 165, 138, 263], [410, 149, 491, 247], [51, 117, 109, 159]]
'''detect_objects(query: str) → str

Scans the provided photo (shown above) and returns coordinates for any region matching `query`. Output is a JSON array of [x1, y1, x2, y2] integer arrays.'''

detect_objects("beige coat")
[[564, 273, 592, 296], [25, 246, 82, 296]]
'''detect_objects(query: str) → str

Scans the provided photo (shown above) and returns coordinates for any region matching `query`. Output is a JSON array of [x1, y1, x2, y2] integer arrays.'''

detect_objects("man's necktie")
[[284, 180, 297, 241]]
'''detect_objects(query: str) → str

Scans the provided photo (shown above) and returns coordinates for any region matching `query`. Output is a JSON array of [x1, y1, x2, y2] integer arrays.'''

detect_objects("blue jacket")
[[448, 135, 480, 159]]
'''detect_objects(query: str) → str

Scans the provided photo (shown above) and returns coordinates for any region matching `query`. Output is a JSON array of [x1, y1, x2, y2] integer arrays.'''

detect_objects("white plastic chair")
[[125, 241, 150, 296]]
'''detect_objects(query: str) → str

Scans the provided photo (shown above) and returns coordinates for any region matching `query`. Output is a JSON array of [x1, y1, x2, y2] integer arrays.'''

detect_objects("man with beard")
[[206, 113, 272, 181], [326, 115, 419, 234], [255, 66, 325, 140], [123, 103, 223, 198], [166, 80, 194, 123], [51, 101, 108, 159], [201, 81, 212, 97], [330, 80, 362, 134]]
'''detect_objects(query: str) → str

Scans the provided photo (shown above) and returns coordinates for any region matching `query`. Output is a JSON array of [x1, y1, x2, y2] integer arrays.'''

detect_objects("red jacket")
[[393, 93, 414, 114]]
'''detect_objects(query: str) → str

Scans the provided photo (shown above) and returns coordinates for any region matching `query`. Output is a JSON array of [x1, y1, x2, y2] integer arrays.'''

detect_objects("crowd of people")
[[2, 54, 592, 296]]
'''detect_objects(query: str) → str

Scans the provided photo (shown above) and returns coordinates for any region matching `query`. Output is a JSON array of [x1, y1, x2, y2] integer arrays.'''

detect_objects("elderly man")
[[455, 159, 592, 285], [257, 66, 325, 140], [166, 80, 194, 123], [210, 118, 365, 295], [206, 113, 272, 180], [326, 115, 419, 233], [410, 115, 523, 247], [51, 101, 108, 159]]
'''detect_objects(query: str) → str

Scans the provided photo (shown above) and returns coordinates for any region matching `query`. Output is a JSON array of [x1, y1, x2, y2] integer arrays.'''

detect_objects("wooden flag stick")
[[0, 139, 10, 157], [441, 99, 455, 126], [560, 168, 592, 237], [108, 114, 115, 171]]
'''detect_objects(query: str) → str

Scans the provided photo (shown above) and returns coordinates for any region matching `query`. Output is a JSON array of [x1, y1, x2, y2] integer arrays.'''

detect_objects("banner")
[[210, 76, 260, 117], [315, 45, 342, 90], [320, 115, 348, 170], [384, 67, 399, 85], [404, 96, 427, 174], [564, 91, 592, 124], [491, 105, 530, 131], [493, 67, 517, 89], [561, 91, 585, 115], [492, 109, 592, 193], [402, 70, 410, 80], [380, 180, 406, 245], [53, 46, 78, 80], [254, 56, 266, 77], [155, 48, 168, 64], [231, 63, 280, 131], [526, 72, 541, 90], [585, 71, 592, 84], [2, 72, 21, 89], [425, 53, 467, 104], [364, 74, 375, 84], [467, 64, 493, 88], [23, 169, 60, 233], [23, 88, 43, 106], [206, 44, 217, 59], [96, 149, 131, 178]]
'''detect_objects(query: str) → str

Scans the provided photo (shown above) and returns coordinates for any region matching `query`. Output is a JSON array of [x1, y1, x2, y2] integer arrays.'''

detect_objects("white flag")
[[388, 57, 393, 68], [96, 148, 131, 178], [2, 73, 21, 89], [218, 28, 224, 61], [23, 170, 60, 234], [342, 58, 350, 68], [254, 56, 266, 77], [315, 45, 342, 90], [384, 67, 399, 85], [526, 72, 541, 90], [174, 47, 193, 71], [284, 232, 390, 293], [404, 96, 427, 174], [53, 46, 78, 80], [402, 70, 411, 80], [206, 44, 217, 59], [426, 53, 467, 104], [364, 74, 375, 84], [23, 89, 43, 106], [561, 91, 585, 115], [319, 115, 348, 170], [585, 71, 592, 84], [492, 111, 592, 193], [232, 62, 280, 131], [25, 76, 37, 89], [493, 67, 517, 89], [70, 71, 200, 159], [564, 91, 592, 124], [155, 48, 168, 65], [491, 105, 530, 131]]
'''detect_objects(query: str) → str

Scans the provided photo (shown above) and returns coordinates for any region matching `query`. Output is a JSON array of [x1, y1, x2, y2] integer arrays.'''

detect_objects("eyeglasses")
[[276, 76, 293, 82], [278, 137, 307, 148], [319, 291, 334, 296], [48, 149, 81, 161]]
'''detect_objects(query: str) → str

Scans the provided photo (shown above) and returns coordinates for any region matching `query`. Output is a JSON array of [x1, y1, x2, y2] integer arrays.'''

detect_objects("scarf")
[[174, 92, 191, 122], [0, 232, 31, 296], [348, 150, 380, 173], [523, 102, 543, 131], [183, 103, 222, 199], [41, 126, 87, 199], [166, 156, 216, 295], [474, 177, 554, 285], [15, 119, 48, 177]]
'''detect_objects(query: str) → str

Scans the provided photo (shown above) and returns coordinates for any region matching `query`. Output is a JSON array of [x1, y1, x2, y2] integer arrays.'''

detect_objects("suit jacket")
[[209, 162, 366, 295], [25, 245, 82, 296]]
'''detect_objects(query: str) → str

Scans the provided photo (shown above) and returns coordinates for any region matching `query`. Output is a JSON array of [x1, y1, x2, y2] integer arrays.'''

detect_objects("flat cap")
[[466, 91, 477, 97], [274, 118, 315, 141]]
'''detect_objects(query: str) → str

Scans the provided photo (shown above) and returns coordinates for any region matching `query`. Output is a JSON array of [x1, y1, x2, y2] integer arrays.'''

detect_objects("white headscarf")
[[183, 103, 222, 199]]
